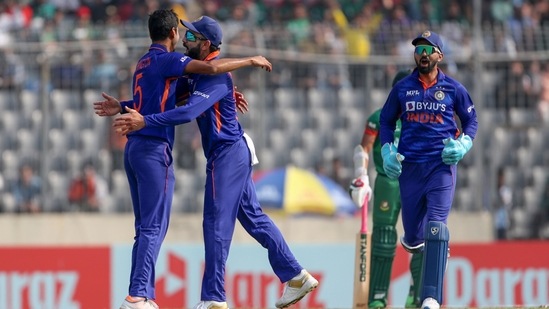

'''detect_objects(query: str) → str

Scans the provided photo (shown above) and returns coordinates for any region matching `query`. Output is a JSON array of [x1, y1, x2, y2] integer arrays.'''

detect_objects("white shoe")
[[275, 269, 319, 308], [193, 301, 229, 309], [120, 296, 159, 309], [421, 297, 440, 309]]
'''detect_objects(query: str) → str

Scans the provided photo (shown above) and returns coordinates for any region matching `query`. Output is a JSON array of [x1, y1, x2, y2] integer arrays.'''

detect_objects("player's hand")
[[93, 92, 122, 116], [381, 143, 405, 179], [112, 106, 145, 135], [349, 174, 372, 207], [234, 86, 249, 114], [441, 134, 473, 165], [250, 56, 272, 72]]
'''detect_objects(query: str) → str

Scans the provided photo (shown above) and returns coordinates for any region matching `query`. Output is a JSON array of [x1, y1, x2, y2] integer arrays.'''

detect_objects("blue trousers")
[[399, 160, 456, 247], [125, 136, 174, 299], [201, 138, 302, 301]]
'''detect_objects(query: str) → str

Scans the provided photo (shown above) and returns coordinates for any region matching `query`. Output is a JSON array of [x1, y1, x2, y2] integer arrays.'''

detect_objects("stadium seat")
[[278, 108, 304, 132], [0, 90, 18, 110], [274, 88, 306, 110], [111, 169, 132, 212], [79, 128, 101, 155], [61, 109, 81, 132], [257, 148, 276, 170], [523, 187, 540, 213], [1, 150, 19, 180], [308, 88, 337, 109], [509, 108, 540, 127], [0, 110, 20, 135], [45, 171, 69, 212], [454, 188, 473, 212], [20, 90, 39, 117], [50, 89, 81, 112], [290, 147, 308, 169], [509, 208, 532, 239], [16, 128, 38, 154], [48, 128, 71, 153]]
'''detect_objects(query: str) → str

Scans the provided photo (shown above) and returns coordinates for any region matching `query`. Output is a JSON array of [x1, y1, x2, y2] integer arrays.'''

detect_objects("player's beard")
[[415, 57, 437, 74], [185, 45, 201, 60]]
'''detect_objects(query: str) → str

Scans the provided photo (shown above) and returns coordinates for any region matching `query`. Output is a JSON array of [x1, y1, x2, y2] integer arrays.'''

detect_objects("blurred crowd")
[[2, 0, 549, 118], [1, 0, 549, 48]]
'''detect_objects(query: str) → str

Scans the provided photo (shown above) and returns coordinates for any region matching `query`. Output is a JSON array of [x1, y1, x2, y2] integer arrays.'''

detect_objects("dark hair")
[[148, 9, 179, 41]]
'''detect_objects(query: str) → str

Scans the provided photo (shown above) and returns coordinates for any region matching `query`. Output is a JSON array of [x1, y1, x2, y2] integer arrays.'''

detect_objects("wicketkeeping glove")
[[441, 134, 473, 165], [381, 143, 405, 179], [349, 174, 372, 208]]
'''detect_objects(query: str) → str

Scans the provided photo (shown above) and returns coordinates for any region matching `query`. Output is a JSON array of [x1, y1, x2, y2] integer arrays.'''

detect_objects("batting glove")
[[381, 143, 405, 179], [441, 134, 473, 165], [349, 174, 372, 208]]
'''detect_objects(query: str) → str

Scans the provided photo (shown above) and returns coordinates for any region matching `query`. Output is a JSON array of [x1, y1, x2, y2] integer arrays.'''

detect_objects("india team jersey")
[[379, 69, 478, 163], [365, 109, 401, 175], [143, 51, 243, 159], [125, 44, 192, 148]]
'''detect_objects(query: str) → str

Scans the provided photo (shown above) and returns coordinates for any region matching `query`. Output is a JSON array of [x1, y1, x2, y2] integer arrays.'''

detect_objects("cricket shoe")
[[120, 296, 159, 309], [192, 301, 229, 309], [421, 297, 440, 309], [275, 269, 319, 308], [368, 300, 387, 308]]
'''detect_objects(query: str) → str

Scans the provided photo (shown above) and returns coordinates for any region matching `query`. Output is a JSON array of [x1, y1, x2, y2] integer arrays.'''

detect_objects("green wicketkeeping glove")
[[441, 134, 473, 165], [381, 143, 405, 179]]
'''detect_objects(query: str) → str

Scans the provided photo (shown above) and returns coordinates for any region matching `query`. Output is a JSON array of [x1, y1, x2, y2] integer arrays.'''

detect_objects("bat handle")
[[360, 200, 368, 233]]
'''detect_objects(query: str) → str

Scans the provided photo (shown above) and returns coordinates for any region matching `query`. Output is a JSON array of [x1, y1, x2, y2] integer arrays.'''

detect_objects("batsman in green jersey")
[[349, 70, 423, 308]]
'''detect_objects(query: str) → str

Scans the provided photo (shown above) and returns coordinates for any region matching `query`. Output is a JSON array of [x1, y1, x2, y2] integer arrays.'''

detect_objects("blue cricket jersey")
[[143, 51, 243, 159], [379, 69, 478, 163], [121, 44, 192, 148]]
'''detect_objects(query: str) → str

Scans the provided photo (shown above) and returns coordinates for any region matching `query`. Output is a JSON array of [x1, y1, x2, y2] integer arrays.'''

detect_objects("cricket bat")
[[352, 201, 371, 309]]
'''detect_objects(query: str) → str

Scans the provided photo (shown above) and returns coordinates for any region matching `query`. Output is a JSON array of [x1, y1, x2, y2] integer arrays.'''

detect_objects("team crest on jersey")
[[431, 226, 439, 235], [406, 101, 415, 111], [434, 91, 445, 101], [380, 201, 389, 211]]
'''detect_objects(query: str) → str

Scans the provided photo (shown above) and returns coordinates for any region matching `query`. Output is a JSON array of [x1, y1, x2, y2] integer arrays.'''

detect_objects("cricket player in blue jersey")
[[93, 10, 273, 309], [379, 30, 478, 309], [112, 15, 318, 309]]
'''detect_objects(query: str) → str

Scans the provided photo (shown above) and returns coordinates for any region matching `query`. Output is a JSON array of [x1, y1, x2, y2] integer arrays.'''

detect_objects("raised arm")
[[185, 56, 272, 75]]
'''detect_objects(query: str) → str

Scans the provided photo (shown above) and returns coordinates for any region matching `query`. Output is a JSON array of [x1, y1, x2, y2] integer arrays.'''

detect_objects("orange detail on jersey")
[[418, 77, 437, 90], [160, 77, 177, 112], [204, 51, 221, 61], [214, 102, 222, 132]]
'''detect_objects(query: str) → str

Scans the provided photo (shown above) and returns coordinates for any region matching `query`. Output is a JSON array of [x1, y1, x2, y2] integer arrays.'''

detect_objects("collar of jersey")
[[204, 50, 220, 61], [149, 43, 168, 52]]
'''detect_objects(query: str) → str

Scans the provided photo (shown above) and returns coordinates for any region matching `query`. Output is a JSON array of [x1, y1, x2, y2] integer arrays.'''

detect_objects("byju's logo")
[[406, 101, 415, 111]]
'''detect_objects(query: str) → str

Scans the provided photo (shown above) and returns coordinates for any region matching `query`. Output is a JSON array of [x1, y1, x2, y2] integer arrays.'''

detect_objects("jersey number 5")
[[133, 73, 143, 112]]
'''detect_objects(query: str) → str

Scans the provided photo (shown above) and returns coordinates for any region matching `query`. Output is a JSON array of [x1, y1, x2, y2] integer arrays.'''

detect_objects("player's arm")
[[453, 85, 478, 139], [113, 76, 228, 134], [185, 56, 272, 74], [379, 89, 400, 146], [441, 85, 478, 165], [379, 90, 405, 179]]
